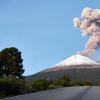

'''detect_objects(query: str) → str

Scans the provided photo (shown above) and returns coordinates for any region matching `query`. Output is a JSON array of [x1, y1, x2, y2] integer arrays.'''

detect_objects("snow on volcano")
[[44, 54, 100, 72], [55, 54, 98, 67]]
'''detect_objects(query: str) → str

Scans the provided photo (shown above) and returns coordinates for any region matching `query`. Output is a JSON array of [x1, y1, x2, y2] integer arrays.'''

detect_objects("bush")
[[96, 82, 100, 86], [52, 80, 63, 87], [83, 80, 93, 86], [48, 84, 56, 89], [59, 75, 71, 82], [0, 78, 11, 96], [31, 79, 49, 91], [0, 78, 26, 97], [69, 80, 84, 86], [52, 79, 69, 87], [51, 75, 71, 87], [25, 82, 33, 93], [10, 78, 27, 95], [0, 91, 5, 97]]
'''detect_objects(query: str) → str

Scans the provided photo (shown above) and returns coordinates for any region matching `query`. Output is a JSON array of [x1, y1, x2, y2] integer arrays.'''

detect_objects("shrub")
[[83, 80, 93, 86], [59, 75, 71, 82], [0, 78, 26, 97], [9, 78, 27, 95], [52, 80, 64, 87], [52, 75, 71, 87], [48, 84, 56, 89], [31, 79, 49, 91], [69, 80, 84, 86], [96, 82, 100, 86]]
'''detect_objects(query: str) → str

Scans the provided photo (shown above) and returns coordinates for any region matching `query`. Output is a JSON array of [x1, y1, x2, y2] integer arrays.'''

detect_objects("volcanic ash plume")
[[73, 7, 100, 56]]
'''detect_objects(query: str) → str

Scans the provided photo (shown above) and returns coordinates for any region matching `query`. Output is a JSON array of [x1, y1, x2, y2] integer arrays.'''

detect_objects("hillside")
[[26, 67, 100, 83], [26, 55, 100, 83]]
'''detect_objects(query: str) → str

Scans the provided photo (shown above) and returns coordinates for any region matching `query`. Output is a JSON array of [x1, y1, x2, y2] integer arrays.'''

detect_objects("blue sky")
[[0, 0, 100, 75]]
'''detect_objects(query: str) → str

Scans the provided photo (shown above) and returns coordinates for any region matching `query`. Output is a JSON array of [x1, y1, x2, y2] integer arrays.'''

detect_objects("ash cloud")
[[73, 7, 100, 56]]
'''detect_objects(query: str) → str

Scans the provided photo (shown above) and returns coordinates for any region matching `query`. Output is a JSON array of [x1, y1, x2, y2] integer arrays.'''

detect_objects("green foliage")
[[69, 80, 84, 86], [31, 79, 49, 91], [83, 80, 93, 86], [59, 75, 71, 82], [31, 75, 71, 91], [0, 47, 24, 78], [48, 84, 56, 89], [96, 82, 100, 86], [0, 47, 26, 97], [0, 46, 97, 97], [52, 80, 66, 87], [51, 75, 71, 87], [0, 77, 26, 97]]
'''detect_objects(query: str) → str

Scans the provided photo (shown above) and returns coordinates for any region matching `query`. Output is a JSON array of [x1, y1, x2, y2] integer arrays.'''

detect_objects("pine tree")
[[0, 47, 24, 78]]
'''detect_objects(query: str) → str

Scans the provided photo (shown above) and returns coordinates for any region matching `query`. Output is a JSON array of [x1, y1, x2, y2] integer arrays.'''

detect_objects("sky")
[[0, 0, 100, 76]]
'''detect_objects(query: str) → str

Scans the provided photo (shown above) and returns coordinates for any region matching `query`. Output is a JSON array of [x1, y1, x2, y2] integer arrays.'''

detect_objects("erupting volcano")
[[44, 54, 100, 72]]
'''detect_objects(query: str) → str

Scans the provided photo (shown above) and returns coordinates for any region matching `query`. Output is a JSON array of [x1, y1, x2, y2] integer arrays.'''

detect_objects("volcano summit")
[[44, 54, 99, 72], [55, 54, 98, 67]]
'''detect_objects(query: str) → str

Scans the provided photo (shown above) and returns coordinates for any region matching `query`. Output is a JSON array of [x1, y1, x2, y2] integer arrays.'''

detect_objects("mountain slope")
[[26, 54, 100, 83], [27, 67, 100, 83]]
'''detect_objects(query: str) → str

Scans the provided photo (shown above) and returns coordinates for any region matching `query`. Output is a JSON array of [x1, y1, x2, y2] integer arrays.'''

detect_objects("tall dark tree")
[[0, 60, 4, 77], [0, 47, 24, 78]]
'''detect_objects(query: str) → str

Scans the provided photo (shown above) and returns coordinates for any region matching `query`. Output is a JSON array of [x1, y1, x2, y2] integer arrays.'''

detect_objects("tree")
[[0, 60, 4, 77], [0, 47, 24, 78]]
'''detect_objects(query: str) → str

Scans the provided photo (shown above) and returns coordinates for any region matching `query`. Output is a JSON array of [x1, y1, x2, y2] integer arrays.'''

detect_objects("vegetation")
[[29, 67, 100, 83], [83, 80, 93, 86], [31, 79, 49, 91], [0, 47, 100, 98], [50, 75, 71, 88], [69, 80, 84, 86], [0, 47, 25, 97], [0, 47, 24, 78], [0, 77, 26, 97]]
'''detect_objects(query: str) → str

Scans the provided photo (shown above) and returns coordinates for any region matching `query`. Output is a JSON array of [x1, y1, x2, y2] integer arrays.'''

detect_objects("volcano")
[[55, 54, 98, 67], [26, 54, 100, 83], [44, 54, 99, 72]]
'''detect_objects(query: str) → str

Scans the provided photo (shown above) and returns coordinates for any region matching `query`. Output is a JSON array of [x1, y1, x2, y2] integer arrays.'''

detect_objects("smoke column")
[[73, 7, 100, 56]]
